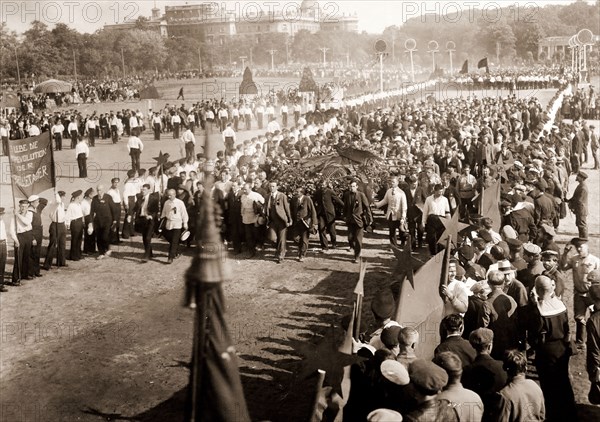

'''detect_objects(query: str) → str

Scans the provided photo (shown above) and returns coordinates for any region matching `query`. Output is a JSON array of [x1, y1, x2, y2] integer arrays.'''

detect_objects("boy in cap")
[[541, 250, 566, 299], [560, 237, 600, 344], [405, 359, 458, 421], [434, 351, 483, 422], [517, 242, 544, 292]]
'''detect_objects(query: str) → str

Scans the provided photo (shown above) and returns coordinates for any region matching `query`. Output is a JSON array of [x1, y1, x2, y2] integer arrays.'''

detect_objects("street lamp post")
[[446, 41, 456, 76], [15, 46, 21, 87], [268, 49, 277, 71], [428, 40, 439, 73], [404, 39, 417, 83], [319, 47, 329, 68]]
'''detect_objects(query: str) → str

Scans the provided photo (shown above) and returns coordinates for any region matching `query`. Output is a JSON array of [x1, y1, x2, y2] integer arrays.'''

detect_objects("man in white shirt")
[[171, 112, 181, 138], [75, 137, 89, 178], [160, 189, 189, 264], [10, 199, 33, 284], [127, 134, 144, 172], [67, 117, 79, 149], [120, 171, 140, 240], [85, 115, 97, 146], [51, 119, 64, 151], [43, 191, 67, 270], [28, 120, 41, 137], [182, 127, 196, 161], [222, 123, 236, 154], [374, 176, 407, 247], [422, 183, 451, 256], [280, 103, 288, 127], [240, 182, 264, 258], [129, 110, 139, 136], [255, 104, 265, 129], [152, 112, 162, 140], [266, 117, 281, 134]]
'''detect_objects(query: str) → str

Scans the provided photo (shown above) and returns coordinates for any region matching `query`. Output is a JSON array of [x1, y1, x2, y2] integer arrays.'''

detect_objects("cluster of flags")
[[459, 57, 490, 74]]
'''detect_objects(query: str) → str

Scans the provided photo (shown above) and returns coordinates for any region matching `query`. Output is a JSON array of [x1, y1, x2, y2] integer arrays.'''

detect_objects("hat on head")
[[577, 171, 588, 180], [507, 238, 523, 251], [409, 359, 448, 394], [478, 229, 493, 243], [458, 245, 475, 261], [497, 259, 516, 273], [541, 250, 559, 259], [587, 270, 600, 284], [72, 190, 82, 198], [58, 190, 66, 197], [571, 237, 589, 246], [469, 328, 494, 346], [27, 195, 39, 203], [367, 409, 403, 422], [39, 198, 48, 206], [371, 290, 395, 320], [523, 243, 541, 255], [19, 199, 29, 205], [0, 207, 4, 214], [540, 224, 555, 237], [470, 214, 483, 224], [84, 188, 94, 197], [380, 360, 410, 386]]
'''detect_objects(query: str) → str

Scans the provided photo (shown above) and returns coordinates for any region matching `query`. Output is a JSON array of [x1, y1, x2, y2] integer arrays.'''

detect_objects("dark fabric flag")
[[184, 180, 251, 422], [395, 248, 446, 360], [480, 179, 502, 232], [7, 131, 55, 199], [459, 60, 468, 74], [477, 57, 488, 69]]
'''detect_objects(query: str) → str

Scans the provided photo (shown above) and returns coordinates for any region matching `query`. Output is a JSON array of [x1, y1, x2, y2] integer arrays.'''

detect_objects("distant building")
[[538, 34, 599, 60], [103, 0, 358, 43]]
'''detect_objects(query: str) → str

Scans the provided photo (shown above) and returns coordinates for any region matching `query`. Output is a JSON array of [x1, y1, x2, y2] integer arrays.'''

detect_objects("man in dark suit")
[[435, 314, 477, 368], [568, 171, 589, 238], [343, 180, 372, 263], [314, 180, 343, 250], [403, 175, 427, 248], [265, 181, 292, 263], [462, 328, 508, 421], [225, 183, 244, 254], [89, 184, 117, 259], [134, 184, 160, 263], [290, 187, 317, 262]]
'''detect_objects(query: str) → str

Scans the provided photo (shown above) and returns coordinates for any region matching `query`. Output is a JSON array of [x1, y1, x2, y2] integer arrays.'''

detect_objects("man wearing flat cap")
[[561, 237, 600, 344], [567, 171, 588, 238], [517, 242, 544, 292], [541, 250, 566, 299], [405, 359, 458, 421]]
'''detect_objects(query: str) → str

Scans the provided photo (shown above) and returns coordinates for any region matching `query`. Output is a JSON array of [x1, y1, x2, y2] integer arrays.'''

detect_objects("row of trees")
[[1, 1, 598, 82]]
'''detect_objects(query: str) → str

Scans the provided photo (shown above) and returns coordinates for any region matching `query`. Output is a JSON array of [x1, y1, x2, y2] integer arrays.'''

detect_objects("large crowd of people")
[[1, 65, 599, 420]]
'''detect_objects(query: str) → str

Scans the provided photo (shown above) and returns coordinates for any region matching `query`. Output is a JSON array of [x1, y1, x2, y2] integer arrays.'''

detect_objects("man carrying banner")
[[43, 191, 67, 270], [10, 200, 34, 284]]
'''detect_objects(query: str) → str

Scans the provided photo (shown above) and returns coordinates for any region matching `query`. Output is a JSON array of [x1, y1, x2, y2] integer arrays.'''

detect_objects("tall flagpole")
[[6, 137, 21, 281]]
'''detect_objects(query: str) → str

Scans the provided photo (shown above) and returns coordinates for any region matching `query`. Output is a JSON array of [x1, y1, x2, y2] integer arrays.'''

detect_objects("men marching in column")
[[43, 191, 67, 270]]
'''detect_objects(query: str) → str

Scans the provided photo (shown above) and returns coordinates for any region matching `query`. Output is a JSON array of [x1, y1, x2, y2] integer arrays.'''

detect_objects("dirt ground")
[[0, 82, 599, 422]]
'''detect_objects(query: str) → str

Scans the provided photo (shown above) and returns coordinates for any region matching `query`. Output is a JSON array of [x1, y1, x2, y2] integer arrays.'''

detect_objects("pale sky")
[[0, 0, 589, 35]]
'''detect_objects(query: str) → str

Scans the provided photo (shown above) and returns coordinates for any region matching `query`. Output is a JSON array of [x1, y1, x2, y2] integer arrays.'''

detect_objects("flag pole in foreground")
[[183, 169, 250, 422]]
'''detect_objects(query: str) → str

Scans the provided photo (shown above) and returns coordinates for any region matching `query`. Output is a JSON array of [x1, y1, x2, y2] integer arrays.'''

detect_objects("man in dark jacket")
[[343, 180, 372, 263], [568, 171, 589, 238], [89, 184, 117, 259], [314, 180, 343, 250], [134, 184, 159, 262], [290, 187, 317, 262], [265, 181, 292, 263]]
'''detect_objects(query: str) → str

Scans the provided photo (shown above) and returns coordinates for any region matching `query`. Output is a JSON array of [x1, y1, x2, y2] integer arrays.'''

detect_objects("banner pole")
[[6, 137, 21, 281]]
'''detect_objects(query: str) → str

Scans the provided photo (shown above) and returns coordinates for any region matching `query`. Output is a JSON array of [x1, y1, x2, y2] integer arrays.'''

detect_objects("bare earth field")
[[0, 81, 599, 421]]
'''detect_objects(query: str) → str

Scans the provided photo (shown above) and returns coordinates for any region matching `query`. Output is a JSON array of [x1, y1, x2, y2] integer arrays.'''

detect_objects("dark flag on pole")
[[7, 131, 55, 198], [183, 178, 251, 422], [477, 57, 489, 74], [459, 60, 468, 74]]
